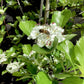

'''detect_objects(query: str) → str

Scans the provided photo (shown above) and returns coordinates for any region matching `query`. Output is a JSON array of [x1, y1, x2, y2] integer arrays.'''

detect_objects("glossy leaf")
[[51, 11, 64, 26], [61, 9, 72, 27], [74, 36, 84, 75], [19, 20, 36, 36], [57, 40, 74, 65], [51, 9, 71, 27], [36, 72, 52, 84]]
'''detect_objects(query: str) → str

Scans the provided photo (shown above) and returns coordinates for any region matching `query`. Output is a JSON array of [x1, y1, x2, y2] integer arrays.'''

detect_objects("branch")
[[39, 0, 44, 23], [1, 0, 3, 8], [17, 0, 24, 15], [44, 0, 50, 24]]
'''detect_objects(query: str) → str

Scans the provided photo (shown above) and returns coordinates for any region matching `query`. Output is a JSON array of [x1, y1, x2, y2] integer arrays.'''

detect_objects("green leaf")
[[51, 11, 64, 26], [74, 36, 84, 75], [64, 34, 77, 40], [57, 40, 75, 66], [32, 37, 58, 54], [0, 15, 5, 25], [16, 76, 30, 81], [0, 49, 3, 54], [55, 73, 71, 79], [2, 70, 7, 75], [51, 9, 71, 27], [36, 72, 52, 84], [13, 71, 23, 77], [6, 47, 15, 57], [22, 44, 32, 55], [0, 36, 3, 43], [26, 63, 37, 74], [19, 20, 36, 36], [61, 77, 84, 84], [61, 9, 72, 27]]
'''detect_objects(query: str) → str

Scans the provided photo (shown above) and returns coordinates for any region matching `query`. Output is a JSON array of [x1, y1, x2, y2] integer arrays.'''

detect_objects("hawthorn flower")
[[28, 23, 65, 49], [6, 62, 24, 73], [0, 53, 7, 64]]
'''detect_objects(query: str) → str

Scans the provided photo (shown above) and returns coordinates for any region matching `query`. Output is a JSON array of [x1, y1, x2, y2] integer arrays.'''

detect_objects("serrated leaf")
[[19, 20, 36, 36], [36, 72, 52, 84]]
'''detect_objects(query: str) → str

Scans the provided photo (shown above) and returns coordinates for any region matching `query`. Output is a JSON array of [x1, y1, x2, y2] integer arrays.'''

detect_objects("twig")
[[1, 0, 3, 8], [44, 0, 50, 24], [39, 0, 44, 23], [17, 0, 24, 15]]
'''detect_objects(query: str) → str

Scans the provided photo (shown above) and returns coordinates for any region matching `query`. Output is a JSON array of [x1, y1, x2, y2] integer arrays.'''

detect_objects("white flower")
[[28, 23, 65, 49], [0, 53, 7, 64], [6, 62, 24, 73]]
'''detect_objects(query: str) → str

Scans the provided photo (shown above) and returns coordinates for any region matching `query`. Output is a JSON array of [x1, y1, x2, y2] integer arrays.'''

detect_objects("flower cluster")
[[6, 62, 24, 73], [0, 53, 7, 64], [28, 23, 65, 49]]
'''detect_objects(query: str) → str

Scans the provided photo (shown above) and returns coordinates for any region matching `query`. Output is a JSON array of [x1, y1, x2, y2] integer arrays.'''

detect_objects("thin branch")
[[17, 0, 24, 15], [39, 0, 44, 23], [44, 0, 50, 24], [1, 0, 3, 8]]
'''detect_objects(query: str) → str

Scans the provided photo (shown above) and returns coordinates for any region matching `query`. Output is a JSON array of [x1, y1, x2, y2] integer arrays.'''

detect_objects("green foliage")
[[0, 15, 5, 25], [61, 77, 84, 84], [51, 9, 71, 27], [0, 0, 84, 83], [36, 72, 52, 84], [74, 36, 84, 75], [22, 44, 32, 55], [19, 20, 36, 36], [0, 25, 6, 43]]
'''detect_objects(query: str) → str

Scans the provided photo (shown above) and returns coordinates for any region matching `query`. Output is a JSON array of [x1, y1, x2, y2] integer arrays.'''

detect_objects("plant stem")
[[17, 0, 24, 15], [1, 0, 3, 8], [44, 0, 50, 24], [39, 0, 44, 23]]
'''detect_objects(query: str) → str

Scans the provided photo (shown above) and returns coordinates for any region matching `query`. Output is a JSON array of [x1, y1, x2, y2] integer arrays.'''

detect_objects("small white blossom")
[[6, 62, 24, 73], [11, 53, 16, 57], [54, 59, 59, 64], [29, 50, 36, 57], [23, 50, 36, 58], [23, 54, 28, 57], [0, 53, 7, 64]]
